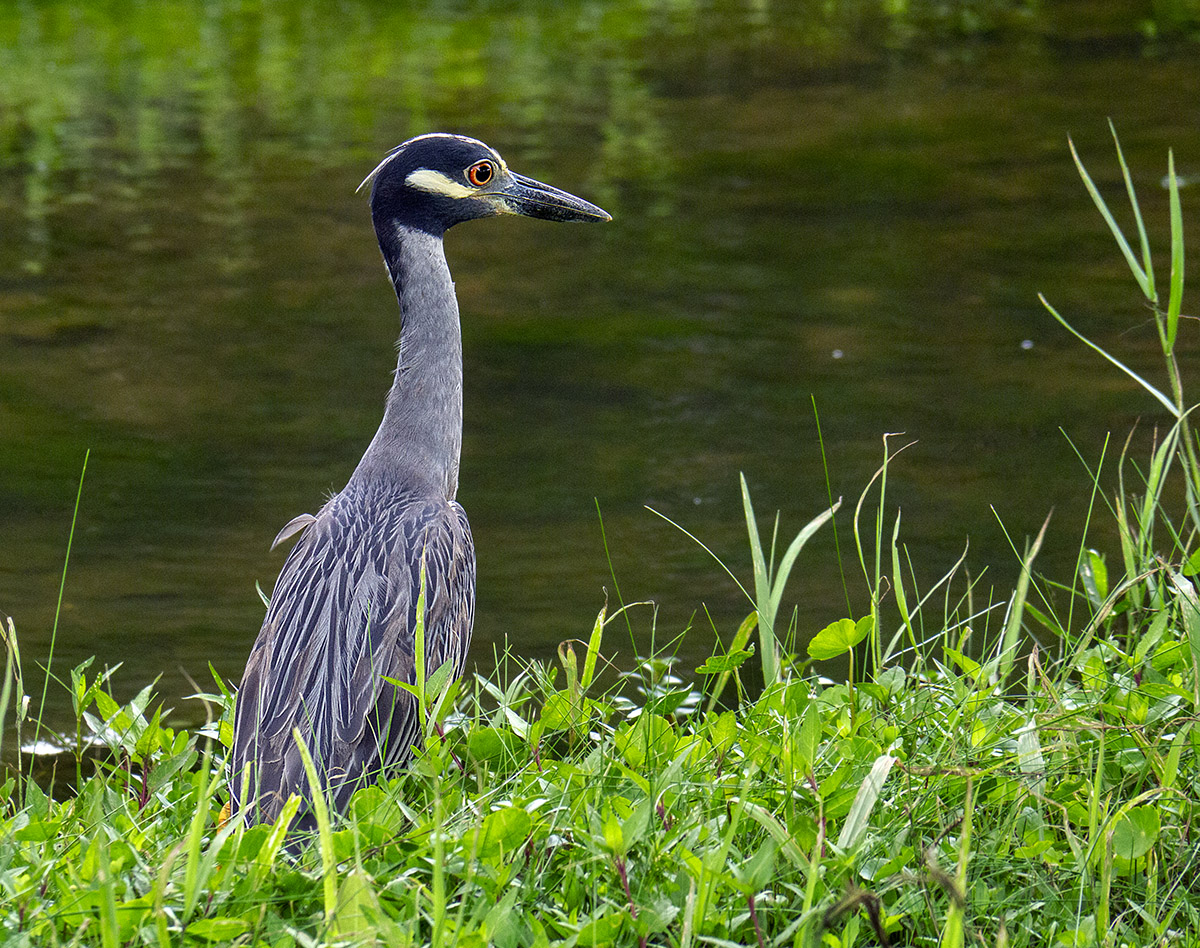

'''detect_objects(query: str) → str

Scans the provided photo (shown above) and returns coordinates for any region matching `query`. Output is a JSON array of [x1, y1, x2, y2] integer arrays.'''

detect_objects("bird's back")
[[230, 480, 475, 828]]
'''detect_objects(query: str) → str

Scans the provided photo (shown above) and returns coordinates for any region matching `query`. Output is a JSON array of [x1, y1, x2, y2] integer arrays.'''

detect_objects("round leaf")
[[808, 616, 872, 660], [1110, 806, 1159, 861]]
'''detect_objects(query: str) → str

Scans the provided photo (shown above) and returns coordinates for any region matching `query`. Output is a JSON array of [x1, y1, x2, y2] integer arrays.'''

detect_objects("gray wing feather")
[[230, 483, 475, 827], [271, 513, 318, 551]]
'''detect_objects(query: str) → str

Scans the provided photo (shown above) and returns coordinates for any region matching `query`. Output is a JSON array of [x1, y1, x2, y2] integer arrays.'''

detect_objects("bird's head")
[[360, 133, 610, 238]]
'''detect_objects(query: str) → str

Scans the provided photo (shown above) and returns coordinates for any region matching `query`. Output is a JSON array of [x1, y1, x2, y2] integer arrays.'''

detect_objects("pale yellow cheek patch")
[[405, 168, 477, 199]]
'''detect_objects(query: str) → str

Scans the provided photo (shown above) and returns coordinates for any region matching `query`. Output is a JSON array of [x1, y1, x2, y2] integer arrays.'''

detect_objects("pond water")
[[2, 0, 1199, 729]]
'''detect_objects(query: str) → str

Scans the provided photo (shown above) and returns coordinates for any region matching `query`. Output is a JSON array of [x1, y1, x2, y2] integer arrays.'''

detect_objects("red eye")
[[467, 160, 494, 187]]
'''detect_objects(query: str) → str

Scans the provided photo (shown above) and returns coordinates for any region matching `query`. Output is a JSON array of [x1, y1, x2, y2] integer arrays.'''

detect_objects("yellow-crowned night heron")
[[230, 134, 609, 830]]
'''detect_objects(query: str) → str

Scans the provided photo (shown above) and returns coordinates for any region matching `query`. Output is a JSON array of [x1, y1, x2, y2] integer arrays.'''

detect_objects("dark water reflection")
[[2, 0, 1199, 727]]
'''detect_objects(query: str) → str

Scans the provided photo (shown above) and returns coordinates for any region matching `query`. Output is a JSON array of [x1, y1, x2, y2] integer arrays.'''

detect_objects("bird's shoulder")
[[292, 481, 469, 546], [259, 486, 465, 589], [260, 481, 473, 637]]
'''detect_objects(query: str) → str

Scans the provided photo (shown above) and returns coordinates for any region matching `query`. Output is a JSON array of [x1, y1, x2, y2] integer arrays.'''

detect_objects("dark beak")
[[491, 172, 611, 223]]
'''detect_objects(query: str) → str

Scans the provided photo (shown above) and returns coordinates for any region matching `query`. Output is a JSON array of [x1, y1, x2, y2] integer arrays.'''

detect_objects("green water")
[[2, 0, 1199, 727]]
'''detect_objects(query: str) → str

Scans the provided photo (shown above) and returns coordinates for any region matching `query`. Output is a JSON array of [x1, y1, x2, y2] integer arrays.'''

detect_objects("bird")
[[228, 133, 610, 831]]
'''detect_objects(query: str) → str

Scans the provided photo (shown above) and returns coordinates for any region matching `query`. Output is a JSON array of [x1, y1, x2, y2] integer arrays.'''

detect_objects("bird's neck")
[[352, 224, 463, 498]]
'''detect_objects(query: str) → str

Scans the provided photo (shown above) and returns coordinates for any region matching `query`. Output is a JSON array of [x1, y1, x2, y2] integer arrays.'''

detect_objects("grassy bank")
[[3, 133, 1199, 947]]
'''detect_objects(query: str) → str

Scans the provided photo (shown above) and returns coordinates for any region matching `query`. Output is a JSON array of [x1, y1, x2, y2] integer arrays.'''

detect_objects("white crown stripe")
[[404, 168, 478, 199]]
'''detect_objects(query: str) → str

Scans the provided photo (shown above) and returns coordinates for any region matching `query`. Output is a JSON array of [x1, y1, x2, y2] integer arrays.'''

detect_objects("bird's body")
[[229, 134, 607, 831]]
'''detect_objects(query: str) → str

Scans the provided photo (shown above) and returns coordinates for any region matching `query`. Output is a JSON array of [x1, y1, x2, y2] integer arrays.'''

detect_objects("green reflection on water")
[[2, 0, 1199, 726]]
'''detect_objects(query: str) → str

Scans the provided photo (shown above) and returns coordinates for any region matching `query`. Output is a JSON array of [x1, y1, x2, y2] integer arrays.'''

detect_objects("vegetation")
[[3, 136, 1199, 946]]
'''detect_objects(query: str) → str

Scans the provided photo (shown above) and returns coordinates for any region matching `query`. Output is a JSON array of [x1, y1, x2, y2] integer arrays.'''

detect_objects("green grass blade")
[[1040, 295, 1178, 417], [740, 472, 768, 590], [740, 472, 777, 685], [938, 776, 972, 948], [993, 510, 1050, 686], [1109, 119, 1156, 301], [644, 506, 752, 603], [1167, 149, 1185, 351], [256, 794, 303, 879], [738, 799, 812, 873], [414, 558, 429, 731], [182, 757, 219, 920], [0, 617, 23, 775], [813, 395, 854, 618], [295, 728, 338, 923], [1070, 136, 1152, 299], [1139, 422, 1180, 543], [96, 833, 120, 948], [836, 754, 898, 851], [580, 606, 605, 693], [35, 448, 89, 747], [765, 500, 840, 629], [1170, 569, 1200, 708], [151, 844, 177, 948], [889, 509, 916, 661]]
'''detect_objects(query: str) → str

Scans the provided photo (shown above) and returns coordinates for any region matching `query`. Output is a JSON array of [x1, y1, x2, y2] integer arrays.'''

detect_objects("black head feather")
[[362, 133, 504, 238]]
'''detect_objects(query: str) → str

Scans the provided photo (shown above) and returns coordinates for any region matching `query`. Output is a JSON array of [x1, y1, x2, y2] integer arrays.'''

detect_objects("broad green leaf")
[[186, 917, 252, 941], [1016, 720, 1046, 796], [945, 648, 983, 683], [696, 648, 754, 675], [738, 800, 812, 872], [93, 688, 121, 722], [1134, 610, 1169, 665], [484, 890, 523, 948], [1167, 570, 1200, 679], [614, 715, 674, 770], [704, 612, 758, 715], [1110, 806, 1159, 861], [257, 794, 302, 872], [796, 700, 821, 772], [468, 726, 516, 763], [1079, 548, 1108, 606], [738, 838, 778, 890], [708, 710, 737, 756], [423, 658, 454, 702], [1162, 722, 1192, 790], [541, 691, 588, 730], [875, 665, 906, 697], [471, 806, 533, 859], [14, 818, 61, 843], [577, 910, 625, 946], [646, 687, 694, 715], [331, 870, 382, 941], [622, 797, 652, 848], [23, 778, 50, 820], [808, 617, 871, 660], [603, 810, 624, 855]]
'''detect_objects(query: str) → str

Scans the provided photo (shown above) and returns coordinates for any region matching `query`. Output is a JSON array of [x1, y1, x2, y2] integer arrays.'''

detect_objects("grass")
[[2, 130, 1199, 947]]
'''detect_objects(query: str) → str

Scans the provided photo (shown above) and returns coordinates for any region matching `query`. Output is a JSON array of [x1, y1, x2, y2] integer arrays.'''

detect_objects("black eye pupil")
[[471, 163, 492, 184]]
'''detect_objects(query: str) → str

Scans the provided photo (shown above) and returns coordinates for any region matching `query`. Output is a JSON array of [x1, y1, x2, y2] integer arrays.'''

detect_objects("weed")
[[2, 131, 1198, 947]]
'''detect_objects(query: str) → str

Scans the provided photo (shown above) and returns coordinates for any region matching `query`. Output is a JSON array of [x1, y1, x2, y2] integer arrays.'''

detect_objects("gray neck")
[[351, 225, 462, 499]]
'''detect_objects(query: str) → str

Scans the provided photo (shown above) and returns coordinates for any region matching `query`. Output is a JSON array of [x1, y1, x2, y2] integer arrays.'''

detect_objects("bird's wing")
[[230, 487, 475, 826]]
